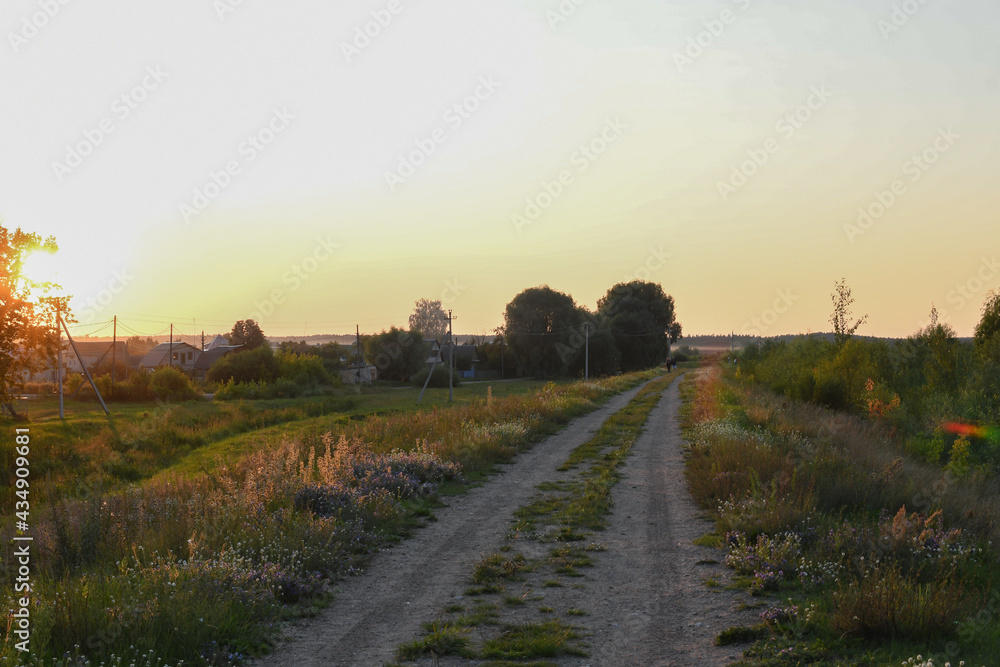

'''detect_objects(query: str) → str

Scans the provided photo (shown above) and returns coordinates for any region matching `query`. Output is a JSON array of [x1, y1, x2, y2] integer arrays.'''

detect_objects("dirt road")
[[584, 373, 751, 665], [255, 382, 651, 667], [255, 375, 750, 666]]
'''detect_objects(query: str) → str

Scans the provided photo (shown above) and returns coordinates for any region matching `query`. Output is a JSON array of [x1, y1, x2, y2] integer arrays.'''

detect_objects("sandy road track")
[[584, 374, 752, 666], [254, 382, 652, 667]]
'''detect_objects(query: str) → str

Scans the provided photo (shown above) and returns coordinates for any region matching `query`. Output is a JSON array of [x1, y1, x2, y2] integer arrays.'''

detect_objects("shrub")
[[276, 349, 332, 388], [149, 367, 199, 401], [207, 346, 280, 385], [832, 561, 974, 639]]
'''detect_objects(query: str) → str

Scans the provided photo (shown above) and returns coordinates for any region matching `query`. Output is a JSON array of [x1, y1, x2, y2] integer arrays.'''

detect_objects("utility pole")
[[584, 322, 590, 381], [169, 324, 173, 368], [56, 302, 64, 419], [61, 316, 110, 415], [201, 330, 205, 352], [112, 316, 117, 385], [356, 325, 362, 365], [500, 335, 505, 379], [448, 310, 455, 402]]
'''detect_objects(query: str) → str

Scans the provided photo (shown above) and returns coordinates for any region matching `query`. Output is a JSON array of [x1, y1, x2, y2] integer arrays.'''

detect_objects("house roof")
[[139, 341, 202, 367], [205, 335, 230, 351], [63, 341, 128, 359], [194, 345, 244, 371]]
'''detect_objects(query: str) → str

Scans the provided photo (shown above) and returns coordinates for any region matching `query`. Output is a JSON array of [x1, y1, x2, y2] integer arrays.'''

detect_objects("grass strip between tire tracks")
[[393, 370, 682, 664]]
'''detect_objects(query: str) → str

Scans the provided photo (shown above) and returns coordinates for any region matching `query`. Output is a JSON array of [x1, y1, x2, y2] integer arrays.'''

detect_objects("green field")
[[2, 380, 557, 506]]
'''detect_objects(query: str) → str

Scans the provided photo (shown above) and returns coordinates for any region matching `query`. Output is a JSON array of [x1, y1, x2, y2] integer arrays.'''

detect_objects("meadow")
[[0, 371, 658, 665], [682, 358, 1000, 666]]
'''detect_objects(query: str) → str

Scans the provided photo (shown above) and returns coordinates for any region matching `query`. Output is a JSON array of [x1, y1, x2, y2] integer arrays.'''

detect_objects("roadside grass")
[[680, 364, 1000, 666], [394, 370, 682, 664], [0, 371, 660, 665]]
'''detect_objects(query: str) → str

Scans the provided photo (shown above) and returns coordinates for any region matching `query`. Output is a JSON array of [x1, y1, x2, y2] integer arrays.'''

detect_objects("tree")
[[830, 278, 867, 347], [916, 305, 960, 394], [503, 286, 584, 378], [0, 223, 61, 416], [408, 299, 449, 341], [207, 346, 279, 384], [126, 335, 158, 357], [227, 319, 266, 349], [974, 289, 1000, 360], [278, 340, 345, 374], [597, 281, 680, 371], [364, 327, 427, 382]]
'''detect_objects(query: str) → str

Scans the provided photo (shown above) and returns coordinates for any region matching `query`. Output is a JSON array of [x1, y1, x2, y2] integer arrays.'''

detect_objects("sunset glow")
[[2, 1, 998, 339]]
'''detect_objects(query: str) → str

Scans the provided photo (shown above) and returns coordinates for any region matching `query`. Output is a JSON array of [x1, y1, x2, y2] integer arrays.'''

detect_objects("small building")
[[339, 363, 378, 385], [193, 344, 245, 381], [425, 339, 443, 364], [441, 343, 480, 379], [139, 342, 202, 372], [21, 340, 130, 383], [63, 341, 130, 375]]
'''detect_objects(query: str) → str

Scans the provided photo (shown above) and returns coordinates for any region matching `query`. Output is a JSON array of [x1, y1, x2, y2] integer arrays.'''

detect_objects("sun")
[[19, 249, 62, 292]]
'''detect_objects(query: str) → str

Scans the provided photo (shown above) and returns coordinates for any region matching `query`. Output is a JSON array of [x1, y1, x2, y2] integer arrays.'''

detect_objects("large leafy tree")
[[408, 298, 449, 341], [1, 223, 61, 416], [503, 286, 584, 378], [597, 281, 680, 371], [227, 319, 267, 349], [364, 327, 427, 382]]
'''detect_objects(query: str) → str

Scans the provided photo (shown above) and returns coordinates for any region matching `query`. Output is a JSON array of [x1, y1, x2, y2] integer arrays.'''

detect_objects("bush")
[[149, 367, 199, 402], [207, 346, 280, 385], [411, 365, 462, 388], [671, 345, 700, 363], [276, 349, 331, 386], [832, 561, 974, 639]]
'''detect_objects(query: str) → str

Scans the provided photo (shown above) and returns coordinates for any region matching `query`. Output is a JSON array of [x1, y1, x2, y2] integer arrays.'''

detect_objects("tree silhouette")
[[830, 278, 867, 347], [227, 319, 267, 349], [408, 299, 448, 341], [0, 222, 62, 416]]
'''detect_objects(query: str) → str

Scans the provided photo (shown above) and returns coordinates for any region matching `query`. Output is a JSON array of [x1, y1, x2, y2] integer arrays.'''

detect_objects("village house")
[[138, 342, 202, 372]]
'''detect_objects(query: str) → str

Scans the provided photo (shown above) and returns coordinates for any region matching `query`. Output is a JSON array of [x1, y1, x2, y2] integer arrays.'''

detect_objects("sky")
[[2, 0, 999, 340]]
